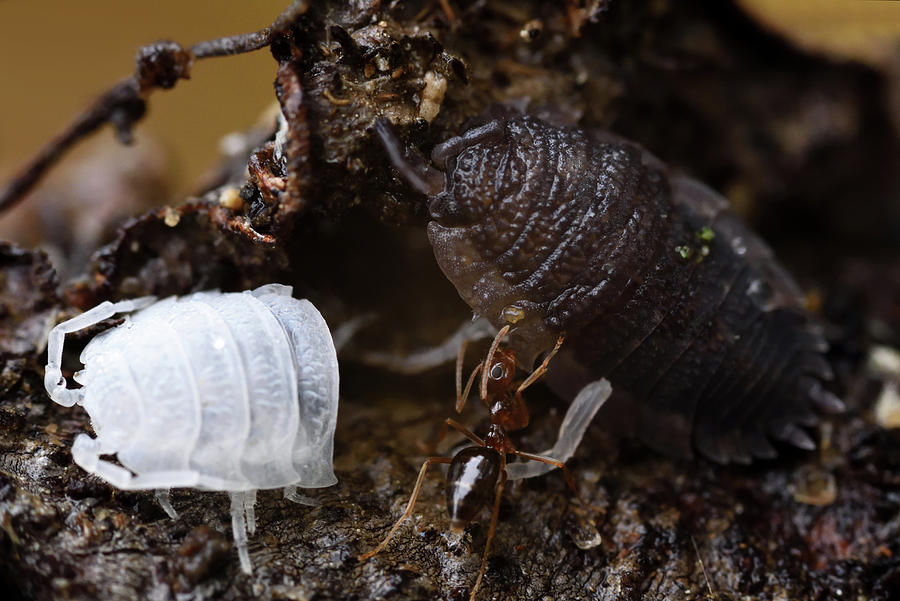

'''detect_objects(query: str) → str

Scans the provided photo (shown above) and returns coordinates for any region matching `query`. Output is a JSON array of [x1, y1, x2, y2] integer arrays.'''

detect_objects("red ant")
[[358, 325, 584, 601]]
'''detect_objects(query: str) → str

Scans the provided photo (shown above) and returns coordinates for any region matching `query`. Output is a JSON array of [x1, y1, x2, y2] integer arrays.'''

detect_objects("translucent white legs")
[[154, 489, 177, 519], [506, 379, 612, 480], [283, 485, 319, 506], [71, 433, 201, 489], [230, 489, 258, 574], [360, 317, 495, 373], [45, 296, 156, 407]]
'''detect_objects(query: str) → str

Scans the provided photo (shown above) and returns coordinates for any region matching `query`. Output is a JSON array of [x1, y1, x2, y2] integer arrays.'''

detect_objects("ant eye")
[[490, 363, 505, 380]]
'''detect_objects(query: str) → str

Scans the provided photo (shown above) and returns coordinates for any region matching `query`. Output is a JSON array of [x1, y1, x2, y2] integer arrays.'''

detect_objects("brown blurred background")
[[0, 0, 899, 249], [0, 1, 287, 206]]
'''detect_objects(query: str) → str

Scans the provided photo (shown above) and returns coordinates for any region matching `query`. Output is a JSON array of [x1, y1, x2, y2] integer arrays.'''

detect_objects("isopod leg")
[[360, 317, 494, 375], [72, 433, 128, 481], [225, 489, 258, 574], [431, 120, 505, 170], [45, 296, 156, 407], [72, 434, 200, 490], [243, 489, 257, 535], [229, 491, 253, 575], [154, 489, 178, 519], [249, 283, 293, 297], [470, 465, 507, 601], [358, 456, 453, 562], [330, 313, 376, 354], [284, 485, 320, 506]]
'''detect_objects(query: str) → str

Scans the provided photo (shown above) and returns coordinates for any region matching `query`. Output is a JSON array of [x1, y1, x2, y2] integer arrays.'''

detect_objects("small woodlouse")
[[377, 114, 844, 464], [44, 283, 339, 574]]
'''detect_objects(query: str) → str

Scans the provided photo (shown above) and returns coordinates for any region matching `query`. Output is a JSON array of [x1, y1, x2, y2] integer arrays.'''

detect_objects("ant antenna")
[[480, 325, 511, 400]]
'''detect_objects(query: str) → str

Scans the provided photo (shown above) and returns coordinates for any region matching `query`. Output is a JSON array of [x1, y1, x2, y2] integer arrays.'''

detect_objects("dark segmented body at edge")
[[425, 116, 839, 464]]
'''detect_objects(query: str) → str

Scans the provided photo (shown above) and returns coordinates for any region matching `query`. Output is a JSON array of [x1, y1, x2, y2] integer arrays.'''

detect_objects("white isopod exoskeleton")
[[44, 283, 339, 574]]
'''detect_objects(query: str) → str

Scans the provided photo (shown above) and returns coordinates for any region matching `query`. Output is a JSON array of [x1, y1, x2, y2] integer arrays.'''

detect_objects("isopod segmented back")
[[67, 283, 338, 490], [378, 115, 843, 464]]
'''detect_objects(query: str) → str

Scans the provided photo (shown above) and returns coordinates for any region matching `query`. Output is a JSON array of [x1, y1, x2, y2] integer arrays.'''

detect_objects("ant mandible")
[[358, 324, 584, 601]]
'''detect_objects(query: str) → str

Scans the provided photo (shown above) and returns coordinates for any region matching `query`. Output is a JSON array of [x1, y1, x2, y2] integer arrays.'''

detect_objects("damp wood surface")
[[1, 1, 899, 600], [1, 350, 899, 600]]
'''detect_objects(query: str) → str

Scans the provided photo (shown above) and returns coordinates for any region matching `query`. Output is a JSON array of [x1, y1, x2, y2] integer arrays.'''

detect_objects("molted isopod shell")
[[44, 283, 339, 573]]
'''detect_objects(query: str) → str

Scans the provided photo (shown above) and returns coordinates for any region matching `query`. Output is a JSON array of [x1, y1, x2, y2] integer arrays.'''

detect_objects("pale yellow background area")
[[0, 0, 288, 201], [739, 0, 900, 65], [1, 1, 899, 206]]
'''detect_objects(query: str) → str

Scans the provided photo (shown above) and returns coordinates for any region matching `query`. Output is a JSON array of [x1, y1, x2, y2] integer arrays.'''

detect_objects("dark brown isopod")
[[376, 114, 844, 464]]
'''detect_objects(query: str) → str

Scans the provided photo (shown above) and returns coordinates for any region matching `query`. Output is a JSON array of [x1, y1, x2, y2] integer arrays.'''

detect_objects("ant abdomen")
[[446, 446, 503, 533]]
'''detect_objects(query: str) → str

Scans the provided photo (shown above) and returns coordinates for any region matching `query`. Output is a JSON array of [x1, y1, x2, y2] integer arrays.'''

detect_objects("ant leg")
[[470, 467, 508, 601], [438, 0, 457, 24], [421, 417, 484, 455], [511, 450, 584, 504], [515, 335, 565, 396], [438, 418, 486, 447], [358, 456, 452, 562], [480, 325, 511, 400]]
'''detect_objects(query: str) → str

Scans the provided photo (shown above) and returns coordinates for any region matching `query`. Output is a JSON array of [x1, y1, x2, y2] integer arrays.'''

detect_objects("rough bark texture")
[[1, 1, 899, 600]]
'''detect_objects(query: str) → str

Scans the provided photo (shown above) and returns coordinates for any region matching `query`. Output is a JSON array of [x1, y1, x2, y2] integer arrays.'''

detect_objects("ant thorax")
[[489, 395, 529, 433]]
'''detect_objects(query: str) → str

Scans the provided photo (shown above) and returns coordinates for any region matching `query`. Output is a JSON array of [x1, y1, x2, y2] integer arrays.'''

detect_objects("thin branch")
[[0, 0, 309, 216], [0, 79, 142, 214]]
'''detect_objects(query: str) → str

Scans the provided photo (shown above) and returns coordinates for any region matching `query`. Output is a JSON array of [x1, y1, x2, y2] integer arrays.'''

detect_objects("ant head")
[[483, 348, 516, 400]]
